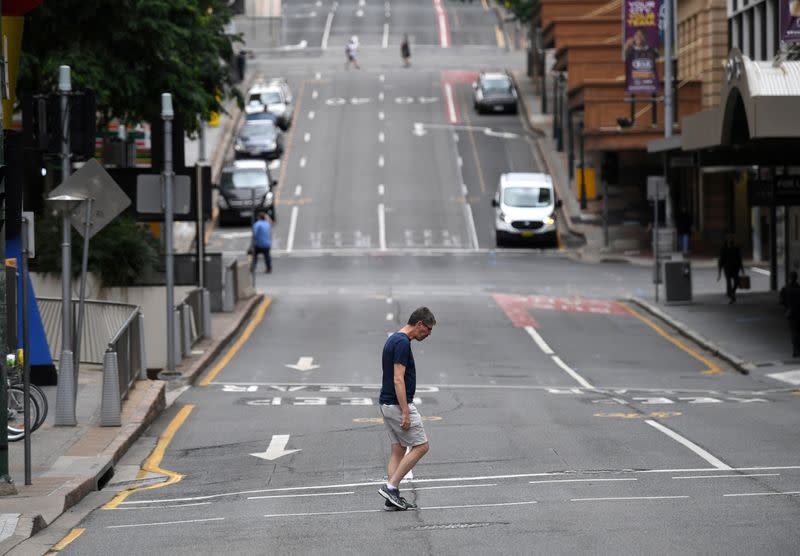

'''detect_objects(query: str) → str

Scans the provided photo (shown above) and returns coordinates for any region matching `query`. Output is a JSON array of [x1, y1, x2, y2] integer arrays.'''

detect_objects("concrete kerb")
[[509, 71, 585, 243], [628, 296, 752, 375]]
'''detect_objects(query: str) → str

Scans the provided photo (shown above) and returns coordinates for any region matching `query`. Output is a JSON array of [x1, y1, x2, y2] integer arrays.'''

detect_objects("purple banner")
[[624, 0, 660, 94], [781, 0, 800, 43]]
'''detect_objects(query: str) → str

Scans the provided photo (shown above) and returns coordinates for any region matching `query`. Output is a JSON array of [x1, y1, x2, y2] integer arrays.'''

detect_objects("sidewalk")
[[512, 69, 798, 388], [0, 295, 263, 553], [0, 68, 257, 552]]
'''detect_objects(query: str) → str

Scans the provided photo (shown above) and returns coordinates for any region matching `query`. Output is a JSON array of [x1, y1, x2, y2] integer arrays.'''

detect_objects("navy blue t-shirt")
[[379, 332, 416, 405]]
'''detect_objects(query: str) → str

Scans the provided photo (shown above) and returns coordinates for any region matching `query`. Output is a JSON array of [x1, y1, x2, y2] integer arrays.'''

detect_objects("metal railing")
[[101, 309, 146, 426]]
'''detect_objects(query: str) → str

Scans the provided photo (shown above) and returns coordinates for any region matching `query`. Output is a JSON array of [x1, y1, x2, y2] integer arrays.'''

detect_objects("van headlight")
[[498, 211, 512, 224], [544, 215, 555, 225]]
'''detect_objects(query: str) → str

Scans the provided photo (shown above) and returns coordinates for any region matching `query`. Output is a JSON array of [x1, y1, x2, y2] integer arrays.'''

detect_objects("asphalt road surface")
[[46, 2, 800, 554]]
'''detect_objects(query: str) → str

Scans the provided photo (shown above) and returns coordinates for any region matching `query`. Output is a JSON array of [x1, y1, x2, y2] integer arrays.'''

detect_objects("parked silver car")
[[473, 71, 518, 114]]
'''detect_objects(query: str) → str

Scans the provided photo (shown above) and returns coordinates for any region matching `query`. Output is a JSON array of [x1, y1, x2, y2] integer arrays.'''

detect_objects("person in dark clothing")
[[401, 35, 411, 67], [780, 271, 800, 357], [251, 211, 272, 273], [717, 235, 744, 303], [676, 208, 691, 253]]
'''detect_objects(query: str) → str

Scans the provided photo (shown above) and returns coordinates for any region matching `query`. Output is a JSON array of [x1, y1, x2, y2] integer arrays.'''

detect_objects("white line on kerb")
[[286, 206, 299, 252], [645, 419, 732, 470], [444, 83, 457, 124], [525, 326, 553, 355], [321, 11, 334, 49], [107, 517, 224, 529], [263, 501, 536, 519], [248, 491, 353, 500], [378, 203, 387, 251], [382, 23, 389, 48], [551, 356, 595, 390], [530, 478, 637, 485]]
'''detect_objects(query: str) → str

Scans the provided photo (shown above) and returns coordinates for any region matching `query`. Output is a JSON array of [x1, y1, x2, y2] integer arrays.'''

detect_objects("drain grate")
[[410, 522, 506, 531]]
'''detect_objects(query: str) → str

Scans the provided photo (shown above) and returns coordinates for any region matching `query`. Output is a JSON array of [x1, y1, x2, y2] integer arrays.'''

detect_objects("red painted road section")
[[439, 70, 478, 125], [493, 293, 629, 328]]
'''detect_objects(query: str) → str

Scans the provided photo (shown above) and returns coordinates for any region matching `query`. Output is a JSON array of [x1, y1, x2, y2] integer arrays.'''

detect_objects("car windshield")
[[483, 78, 512, 94], [258, 91, 283, 105], [221, 170, 269, 189], [503, 187, 551, 207], [241, 122, 276, 138]]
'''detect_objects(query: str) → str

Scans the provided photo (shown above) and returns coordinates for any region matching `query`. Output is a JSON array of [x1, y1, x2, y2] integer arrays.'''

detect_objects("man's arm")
[[393, 363, 411, 430]]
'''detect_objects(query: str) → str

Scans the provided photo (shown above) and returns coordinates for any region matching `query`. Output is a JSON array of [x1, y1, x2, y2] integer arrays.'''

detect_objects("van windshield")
[[221, 170, 269, 189], [503, 187, 551, 207]]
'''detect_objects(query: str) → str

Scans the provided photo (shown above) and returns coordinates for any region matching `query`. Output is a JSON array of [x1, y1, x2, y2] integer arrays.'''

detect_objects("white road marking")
[[308, 110, 315, 120], [304, 132, 311, 142], [672, 474, 779, 480], [299, 156, 307, 168], [286, 206, 299, 252], [379, 74, 385, 82], [766, 370, 800, 385], [750, 267, 770, 276], [315, 72, 322, 80], [379, 111, 385, 120], [414, 483, 496, 491], [724, 491, 800, 497], [378, 132, 385, 143], [378, 184, 385, 195], [382, 23, 389, 48], [248, 491, 353, 500], [386, 313, 393, 320], [444, 83, 456, 124], [312, 90, 318, 99], [321, 11, 334, 49], [378, 203, 387, 250], [529, 478, 637, 485], [294, 185, 302, 196], [386, 297, 393, 304], [378, 91, 385, 101], [457, 156, 463, 167], [463, 200, 479, 250], [107, 518, 224, 529], [122, 466, 800, 505], [645, 419, 732, 470], [524, 326, 554, 355], [264, 501, 537, 518], [551, 355, 595, 390], [434, 0, 449, 47], [378, 155, 385, 167], [571, 496, 689, 502], [115, 502, 212, 510]]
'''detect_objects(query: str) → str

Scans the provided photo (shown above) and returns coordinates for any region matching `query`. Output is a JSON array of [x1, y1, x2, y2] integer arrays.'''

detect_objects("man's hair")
[[407, 307, 436, 327], [257, 211, 266, 219]]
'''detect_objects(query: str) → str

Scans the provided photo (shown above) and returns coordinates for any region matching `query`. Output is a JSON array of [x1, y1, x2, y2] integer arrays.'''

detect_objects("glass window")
[[259, 91, 283, 105], [482, 78, 512, 94], [503, 187, 552, 207], [221, 170, 269, 189]]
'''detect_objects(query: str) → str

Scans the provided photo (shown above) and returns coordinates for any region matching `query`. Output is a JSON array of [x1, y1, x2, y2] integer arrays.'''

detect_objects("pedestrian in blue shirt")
[[378, 306, 436, 511], [251, 211, 272, 273]]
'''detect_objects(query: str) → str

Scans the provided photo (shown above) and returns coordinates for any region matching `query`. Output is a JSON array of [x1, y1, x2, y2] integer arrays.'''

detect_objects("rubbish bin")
[[662, 260, 692, 304]]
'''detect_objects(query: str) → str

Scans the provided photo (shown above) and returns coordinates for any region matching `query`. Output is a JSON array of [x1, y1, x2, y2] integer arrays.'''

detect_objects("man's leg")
[[387, 443, 405, 480], [265, 247, 272, 273], [389, 442, 429, 486]]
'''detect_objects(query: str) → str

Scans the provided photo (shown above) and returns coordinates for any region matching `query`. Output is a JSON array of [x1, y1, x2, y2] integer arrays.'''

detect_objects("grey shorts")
[[380, 403, 428, 447]]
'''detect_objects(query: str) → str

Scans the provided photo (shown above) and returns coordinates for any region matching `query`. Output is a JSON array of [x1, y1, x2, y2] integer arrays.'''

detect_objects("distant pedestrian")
[[378, 307, 436, 511], [345, 36, 360, 70], [251, 211, 272, 274], [717, 235, 744, 304], [676, 208, 691, 254], [780, 271, 800, 357], [401, 35, 411, 67]]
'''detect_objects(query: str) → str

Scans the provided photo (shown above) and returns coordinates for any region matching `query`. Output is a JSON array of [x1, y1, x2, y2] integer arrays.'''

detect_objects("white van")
[[492, 172, 560, 247]]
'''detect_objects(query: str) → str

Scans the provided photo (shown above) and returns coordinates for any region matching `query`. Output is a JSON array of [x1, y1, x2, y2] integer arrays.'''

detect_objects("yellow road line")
[[199, 297, 272, 386], [495, 26, 506, 49], [48, 528, 85, 552], [622, 303, 723, 375], [102, 405, 195, 510]]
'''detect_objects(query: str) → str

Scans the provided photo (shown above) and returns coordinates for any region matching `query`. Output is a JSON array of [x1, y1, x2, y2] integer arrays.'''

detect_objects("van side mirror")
[[491, 198, 499, 207], [272, 179, 278, 187]]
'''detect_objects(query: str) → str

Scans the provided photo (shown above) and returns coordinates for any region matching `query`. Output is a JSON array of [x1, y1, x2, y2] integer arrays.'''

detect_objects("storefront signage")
[[781, 0, 800, 43], [749, 176, 800, 206]]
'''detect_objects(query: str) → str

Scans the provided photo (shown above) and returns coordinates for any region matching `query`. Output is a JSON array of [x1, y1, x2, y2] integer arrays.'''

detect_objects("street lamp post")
[[162, 94, 176, 373]]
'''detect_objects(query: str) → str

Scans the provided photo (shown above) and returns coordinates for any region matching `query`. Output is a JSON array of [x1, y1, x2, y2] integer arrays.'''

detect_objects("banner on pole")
[[623, 0, 661, 94], [781, 0, 800, 43]]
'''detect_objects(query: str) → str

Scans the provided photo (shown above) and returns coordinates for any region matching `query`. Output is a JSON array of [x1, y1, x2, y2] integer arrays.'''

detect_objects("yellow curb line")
[[622, 302, 723, 375], [495, 26, 506, 49], [48, 527, 86, 553], [102, 404, 195, 510], [199, 297, 272, 386]]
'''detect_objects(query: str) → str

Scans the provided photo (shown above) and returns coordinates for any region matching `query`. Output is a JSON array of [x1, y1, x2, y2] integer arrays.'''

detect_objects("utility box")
[[663, 260, 692, 304]]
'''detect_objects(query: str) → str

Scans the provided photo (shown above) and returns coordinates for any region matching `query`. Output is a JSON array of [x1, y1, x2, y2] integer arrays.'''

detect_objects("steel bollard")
[[138, 313, 147, 380], [202, 289, 211, 339], [54, 350, 77, 426], [181, 304, 192, 355], [100, 350, 122, 426], [173, 308, 182, 363]]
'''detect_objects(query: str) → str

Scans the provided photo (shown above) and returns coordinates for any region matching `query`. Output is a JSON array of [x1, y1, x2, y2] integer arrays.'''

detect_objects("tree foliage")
[[503, 0, 535, 24], [17, 0, 242, 133]]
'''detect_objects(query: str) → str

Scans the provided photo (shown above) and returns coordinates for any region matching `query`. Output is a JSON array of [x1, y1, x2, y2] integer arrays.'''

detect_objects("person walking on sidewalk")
[[780, 271, 800, 357], [717, 235, 744, 304], [251, 211, 272, 274], [378, 307, 436, 510], [401, 34, 411, 67]]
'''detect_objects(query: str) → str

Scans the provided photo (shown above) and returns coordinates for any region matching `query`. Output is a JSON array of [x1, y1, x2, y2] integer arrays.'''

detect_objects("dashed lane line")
[[106, 517, 225, 529], [263, 501, 537, 519]]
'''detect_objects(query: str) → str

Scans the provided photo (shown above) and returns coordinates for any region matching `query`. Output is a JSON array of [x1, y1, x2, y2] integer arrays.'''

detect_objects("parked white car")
[[245, 79, 294, 129]]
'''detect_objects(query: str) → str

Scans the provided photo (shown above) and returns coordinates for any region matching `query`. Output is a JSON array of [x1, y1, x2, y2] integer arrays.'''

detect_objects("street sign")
[[136, 174, 191, 215], [48, 158, 131, 238], [646, 176, 668, 201]]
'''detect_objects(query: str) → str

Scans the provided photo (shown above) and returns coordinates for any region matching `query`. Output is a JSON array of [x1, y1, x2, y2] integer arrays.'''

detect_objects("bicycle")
[[6, 350, 48, 441]]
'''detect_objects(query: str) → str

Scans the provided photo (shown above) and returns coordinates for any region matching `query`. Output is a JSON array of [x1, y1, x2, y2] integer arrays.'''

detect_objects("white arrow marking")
[[286, 356, 320, 372], [251, 435, 301, 461], [279, 40, 308, 51], [418, 97, 439, 104], [351, 97, 371, 105], [483, 128, 519, 139]]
